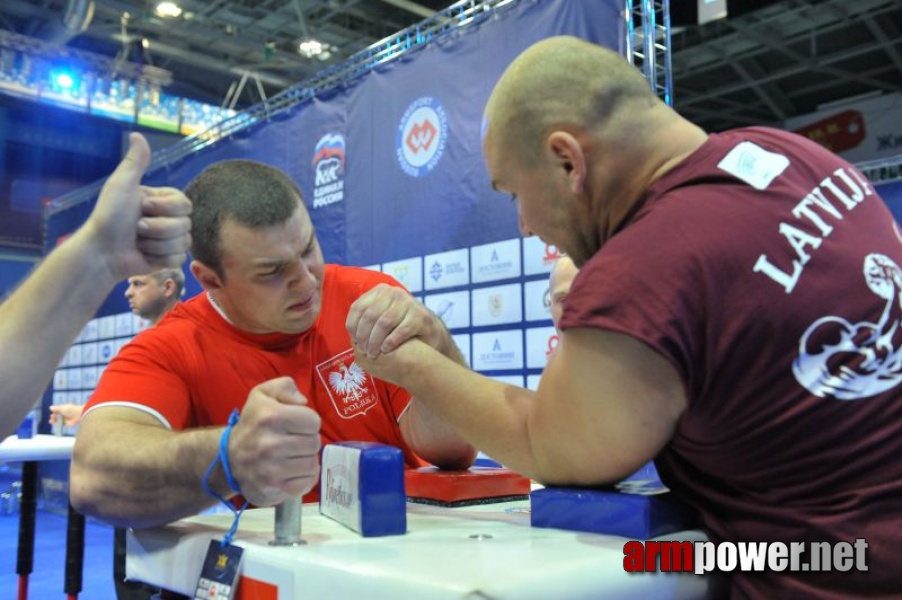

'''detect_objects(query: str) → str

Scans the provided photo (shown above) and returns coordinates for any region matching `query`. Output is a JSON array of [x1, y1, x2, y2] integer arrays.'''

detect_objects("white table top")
[[128, 501, 709, 599], [0, 434, 75, 462]]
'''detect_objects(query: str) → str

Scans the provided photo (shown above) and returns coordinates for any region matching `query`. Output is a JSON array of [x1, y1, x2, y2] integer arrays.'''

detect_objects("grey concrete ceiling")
[[1, 0, 901, 132]]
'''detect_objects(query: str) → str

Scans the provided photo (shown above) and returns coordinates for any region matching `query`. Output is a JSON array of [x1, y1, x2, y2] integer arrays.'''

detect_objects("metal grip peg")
[[270, 495, 304, 546]]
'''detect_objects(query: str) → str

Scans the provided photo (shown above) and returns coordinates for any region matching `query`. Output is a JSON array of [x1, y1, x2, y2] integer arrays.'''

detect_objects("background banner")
[[44, 0, 623, 413]]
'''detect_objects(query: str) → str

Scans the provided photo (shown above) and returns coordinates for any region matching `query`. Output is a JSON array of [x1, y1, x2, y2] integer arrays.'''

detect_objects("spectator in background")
[[125, 267, 185, 325], [548, 255, 578, 334], [349, 36, 902, 597], [50, 267, 186, 428], [0, 132, 190, 438]]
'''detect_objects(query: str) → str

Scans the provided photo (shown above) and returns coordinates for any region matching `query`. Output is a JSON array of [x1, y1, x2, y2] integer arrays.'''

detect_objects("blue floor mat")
[[0, 499, 117, 599]]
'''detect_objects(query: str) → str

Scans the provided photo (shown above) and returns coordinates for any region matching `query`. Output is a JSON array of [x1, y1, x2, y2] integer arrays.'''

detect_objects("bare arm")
[[70, 377, 322, 528], [347, 284, 476, 469], [354, 328, 686, 485], [0, 133, 191, 437], [49, 403, 85, 427], [71, 408, 224, 528]]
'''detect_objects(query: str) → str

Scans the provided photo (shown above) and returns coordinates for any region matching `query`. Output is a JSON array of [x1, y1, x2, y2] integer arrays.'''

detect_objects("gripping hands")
[[227, 377, 322, 506]]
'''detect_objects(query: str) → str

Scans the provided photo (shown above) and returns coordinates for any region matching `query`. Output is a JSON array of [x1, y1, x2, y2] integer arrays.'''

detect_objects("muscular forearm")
[[401, 327, 477, 469], [401, 398, 477, 470], [389, 343, 543, 478], [0, 230, 118, 436], [70, 411, 232, 528]]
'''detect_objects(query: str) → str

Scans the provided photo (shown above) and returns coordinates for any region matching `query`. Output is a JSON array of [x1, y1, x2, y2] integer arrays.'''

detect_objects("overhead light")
[[53, 72, 75, 89], [299, 39, 323, 58], [50, 66, 79, 90], [155, 2, 183, 18]]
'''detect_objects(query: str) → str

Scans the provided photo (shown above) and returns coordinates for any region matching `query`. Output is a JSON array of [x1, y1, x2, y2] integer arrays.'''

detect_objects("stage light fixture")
[[155, 2, 183, 18], [299, 39, 323, 58], [51, 67, 78, 90]]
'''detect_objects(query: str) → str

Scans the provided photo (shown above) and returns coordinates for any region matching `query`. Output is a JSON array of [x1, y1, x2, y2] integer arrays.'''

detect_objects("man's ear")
[[547, 131, 586, 194], [162, 278, 177, 299], [190, 260, 223, 292]]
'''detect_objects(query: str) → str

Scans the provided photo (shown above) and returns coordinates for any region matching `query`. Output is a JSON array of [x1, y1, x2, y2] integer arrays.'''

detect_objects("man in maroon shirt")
[[348, 36, 902, 597]]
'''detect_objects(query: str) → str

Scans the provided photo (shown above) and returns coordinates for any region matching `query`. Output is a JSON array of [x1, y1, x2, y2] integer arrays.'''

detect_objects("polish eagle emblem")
[[328, 362, 368, 403]]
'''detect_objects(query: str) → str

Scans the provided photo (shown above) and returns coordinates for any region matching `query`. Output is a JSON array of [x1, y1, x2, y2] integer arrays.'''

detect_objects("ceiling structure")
[[671, 0, 902, 132], [0, 0, 901, 132]]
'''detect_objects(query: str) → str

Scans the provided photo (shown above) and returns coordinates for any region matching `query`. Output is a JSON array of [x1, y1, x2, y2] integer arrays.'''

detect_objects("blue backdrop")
[[44, 0, 623, 398]]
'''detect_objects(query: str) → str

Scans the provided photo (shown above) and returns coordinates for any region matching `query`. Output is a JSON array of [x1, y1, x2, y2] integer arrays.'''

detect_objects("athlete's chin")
[[281, 308, 321, 334]]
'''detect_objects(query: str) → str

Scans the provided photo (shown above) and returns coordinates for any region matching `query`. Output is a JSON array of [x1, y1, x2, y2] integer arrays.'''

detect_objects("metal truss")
[[624, 0, 673, 106], [47, 0, 674, 216]]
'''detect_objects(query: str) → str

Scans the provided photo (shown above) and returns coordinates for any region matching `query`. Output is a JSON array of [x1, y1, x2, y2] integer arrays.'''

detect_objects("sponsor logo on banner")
[[312, 133, 346, 208], [523, 237, 563, 275], [793, 110, 865, 154], [54, 369, 67, 390], [82, 343, 98, 364], [472, 239, 521, 283], [115, 313, 133, 337], [425, 291, 470, 329], [524, 279, 553, 322], [382, 257, 423, 293], [424, 248, 469, 290], [99, 341, 115, 363], [82, 366, 99, 389], [99, 315, 116, 339], [396, 97, 448, 177], [488, 294, 504, 317], [783, 92, 902, 163], [82, 319, 99, 341], [472, 283, 522, 326], [67, 368, 83, 389], [472, 330, 523, 371], [316, 349, 379, 419], [67, 345, 83, 366]]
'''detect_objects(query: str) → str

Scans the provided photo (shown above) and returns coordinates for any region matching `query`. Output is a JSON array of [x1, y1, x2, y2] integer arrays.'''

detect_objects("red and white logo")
[[543, 244, 561, 265], [316, 349, 379, 419]]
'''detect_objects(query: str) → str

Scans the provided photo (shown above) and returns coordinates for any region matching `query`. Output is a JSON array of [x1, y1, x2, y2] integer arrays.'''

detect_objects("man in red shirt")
[[50, 268, 185, 429], [71, 159, 475, 529], [350, 36, 902, 597]]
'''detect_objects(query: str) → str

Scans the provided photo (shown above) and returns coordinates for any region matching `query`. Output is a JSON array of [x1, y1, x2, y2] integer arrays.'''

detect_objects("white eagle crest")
[[328, 362, 367, 403]]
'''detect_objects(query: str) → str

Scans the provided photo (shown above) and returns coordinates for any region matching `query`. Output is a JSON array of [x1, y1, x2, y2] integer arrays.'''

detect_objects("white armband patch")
[[717, 141, 790, 190]]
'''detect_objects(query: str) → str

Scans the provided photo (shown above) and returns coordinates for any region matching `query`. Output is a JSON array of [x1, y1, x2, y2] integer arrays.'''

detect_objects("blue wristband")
[[219, 409, 242, 494], [201, 408, 247, 547]]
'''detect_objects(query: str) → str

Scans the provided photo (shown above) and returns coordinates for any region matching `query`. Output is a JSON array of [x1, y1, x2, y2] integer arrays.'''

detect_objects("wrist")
[[67, 223, 122, 288], [219, 409, 243, 495]]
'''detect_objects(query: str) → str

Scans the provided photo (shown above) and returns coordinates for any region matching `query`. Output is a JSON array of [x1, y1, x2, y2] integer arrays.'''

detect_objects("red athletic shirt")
[[562, 127, 902, 598], [86, 264, 427, 501]]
